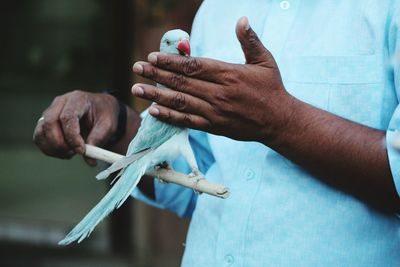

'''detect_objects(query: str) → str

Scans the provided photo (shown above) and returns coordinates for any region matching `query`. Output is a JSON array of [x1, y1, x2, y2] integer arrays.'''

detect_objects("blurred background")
[[0, 1, 201, 266]]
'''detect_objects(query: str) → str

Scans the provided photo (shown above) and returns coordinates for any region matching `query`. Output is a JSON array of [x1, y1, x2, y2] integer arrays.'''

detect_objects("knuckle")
[[60, 112, 76, 128], [171, 92, 187, 110], [182, 114, 192, 126], [213, 89, 229, 104], [248, 30, 260, 46], [52, 96, 62, 104], [163, 109, 172, 120], [210, 106, 226, 123], [182, 58, 201, 76], [150, 89, 161, 102], [220, 69, 238, 85], [145, 65, 158, 79], [170, 73, 186, 90], [65, 90, 81, 99], [42, 119, 56, 132], [214, 113, 228, 125], [71, 89, 83, 96], [59, 114, 71, 124], [163, 57, 172, 67], [199, 119, 212, 131]]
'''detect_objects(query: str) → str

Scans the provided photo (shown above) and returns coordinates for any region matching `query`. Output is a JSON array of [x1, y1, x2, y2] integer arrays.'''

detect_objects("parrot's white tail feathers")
[[110, 169, 124, 186], [96, 169, 110, 180], [95, 149, 151, 180], [59, 158, 149, 245]]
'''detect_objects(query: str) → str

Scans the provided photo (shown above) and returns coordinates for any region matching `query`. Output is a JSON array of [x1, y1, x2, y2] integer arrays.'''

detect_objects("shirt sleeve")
[[385, 4, 400, 196]]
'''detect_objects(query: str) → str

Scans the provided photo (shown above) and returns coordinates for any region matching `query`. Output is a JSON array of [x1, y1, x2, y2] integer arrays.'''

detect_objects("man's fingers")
[[148, 105, 211, 131], [147, 53, 223, 81], [33, 122, 75, 159], [33, 96, 76, 158], [59, 98, 88, 154], [138, 52, 233, 84], [235, 16, 274, 66], [41, 118, 71, 153], [133, 61, 217, 101], [132, 83, 213, 117]]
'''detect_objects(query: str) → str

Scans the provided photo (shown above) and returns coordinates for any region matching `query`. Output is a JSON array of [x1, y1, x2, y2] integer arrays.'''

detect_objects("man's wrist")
[[260, 92, 303, 148]]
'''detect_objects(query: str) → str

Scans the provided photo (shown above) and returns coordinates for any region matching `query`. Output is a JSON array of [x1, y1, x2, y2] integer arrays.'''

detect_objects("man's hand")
[[131, 17, 293, 143], [33, 91, 121, 165], [131, 16, 400, 212]]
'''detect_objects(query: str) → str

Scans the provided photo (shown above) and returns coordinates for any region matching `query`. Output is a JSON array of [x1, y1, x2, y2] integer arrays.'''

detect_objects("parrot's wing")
[[96, 113, 182, 180], [127, 112, 182, 153]]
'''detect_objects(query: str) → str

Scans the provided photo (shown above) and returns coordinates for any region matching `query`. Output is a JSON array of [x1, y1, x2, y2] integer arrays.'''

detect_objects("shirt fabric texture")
[[133, 1, 400, 266]]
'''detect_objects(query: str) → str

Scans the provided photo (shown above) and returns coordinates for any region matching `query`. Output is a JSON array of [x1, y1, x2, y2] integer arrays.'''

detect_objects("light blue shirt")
[[133, 1, 400, 266]]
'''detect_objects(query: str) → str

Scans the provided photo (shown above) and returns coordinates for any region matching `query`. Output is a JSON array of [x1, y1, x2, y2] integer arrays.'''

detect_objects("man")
[[34, 1, 400, 266]]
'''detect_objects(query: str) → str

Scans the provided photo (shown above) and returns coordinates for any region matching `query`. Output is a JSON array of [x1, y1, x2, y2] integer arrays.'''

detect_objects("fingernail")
[[133, 63, 143, 74], [148, 53, 158, 64], [149, 106, 160, 116], [242, 16, 250, 30], [132, 85, 144, 96]]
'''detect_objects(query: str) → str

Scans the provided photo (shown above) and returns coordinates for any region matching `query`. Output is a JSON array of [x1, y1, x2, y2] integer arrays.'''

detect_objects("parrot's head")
[[160, 29, 190, 56]]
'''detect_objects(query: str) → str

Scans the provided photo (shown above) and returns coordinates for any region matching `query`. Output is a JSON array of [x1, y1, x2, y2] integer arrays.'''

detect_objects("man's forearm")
[[265, 96, 400, 213]]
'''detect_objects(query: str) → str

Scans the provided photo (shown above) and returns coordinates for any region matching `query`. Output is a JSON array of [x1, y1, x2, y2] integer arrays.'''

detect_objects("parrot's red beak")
[[177, 39, 191, 56]]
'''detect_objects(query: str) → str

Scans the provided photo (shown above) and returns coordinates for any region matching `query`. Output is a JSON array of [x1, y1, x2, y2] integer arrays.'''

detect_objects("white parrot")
[[59, 29, 200, 245]]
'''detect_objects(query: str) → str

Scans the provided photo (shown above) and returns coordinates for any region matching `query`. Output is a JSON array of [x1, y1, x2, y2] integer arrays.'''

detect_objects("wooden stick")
[[84, 144, 230, 199]]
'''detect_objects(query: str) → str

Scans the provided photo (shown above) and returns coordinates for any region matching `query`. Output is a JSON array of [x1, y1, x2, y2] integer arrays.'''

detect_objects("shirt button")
[[224, 254, 235, 265], [245, 169, 255, 180], [280, 0, 291, 10]]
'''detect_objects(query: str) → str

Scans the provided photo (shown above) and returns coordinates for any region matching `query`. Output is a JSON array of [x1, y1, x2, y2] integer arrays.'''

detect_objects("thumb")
[[86, 122, 113, 148], [236, 16, 274, 66]]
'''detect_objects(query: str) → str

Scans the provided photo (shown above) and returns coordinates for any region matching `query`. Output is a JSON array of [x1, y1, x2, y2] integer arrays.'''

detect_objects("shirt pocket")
[[282, 55, 386, 128]]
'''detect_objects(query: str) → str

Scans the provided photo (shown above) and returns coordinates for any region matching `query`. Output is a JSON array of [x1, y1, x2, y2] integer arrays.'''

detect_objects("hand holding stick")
[[84, 144, 230, 199]]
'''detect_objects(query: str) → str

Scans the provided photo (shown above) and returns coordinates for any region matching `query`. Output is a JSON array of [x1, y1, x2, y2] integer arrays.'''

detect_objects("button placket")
[[224, 254, 235, 266], [245, 169, 255, 181], [280, 0, 291, 10]]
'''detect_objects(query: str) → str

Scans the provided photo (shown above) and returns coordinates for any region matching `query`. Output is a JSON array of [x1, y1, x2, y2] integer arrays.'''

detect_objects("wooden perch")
[[84, 144, 230, 199]]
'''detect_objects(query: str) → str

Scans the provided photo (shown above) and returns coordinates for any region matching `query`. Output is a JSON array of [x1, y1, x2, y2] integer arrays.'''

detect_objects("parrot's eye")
[[166, 40, 171, 46]]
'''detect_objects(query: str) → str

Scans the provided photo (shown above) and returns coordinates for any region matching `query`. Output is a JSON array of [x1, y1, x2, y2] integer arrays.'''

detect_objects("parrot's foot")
[[188, 168, 201, 178], [189, 168, 204, 194], [155, 161, 171, 170], [156, 176, 169, 184], [154, 162, 171, 184]]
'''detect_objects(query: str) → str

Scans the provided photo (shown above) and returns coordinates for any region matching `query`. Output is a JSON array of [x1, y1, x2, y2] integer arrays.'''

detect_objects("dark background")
[[0, 1, 201, 266]]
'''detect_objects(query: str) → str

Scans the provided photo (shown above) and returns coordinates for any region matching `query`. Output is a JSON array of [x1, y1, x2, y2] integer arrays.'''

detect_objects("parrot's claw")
[[189, 168, 201, 178], [192, 176, 205, 195], [154, 162, 171, 184], [189, 168, 204, 194], [155, 161, 171, 170], [156, 176, 169, 184]]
